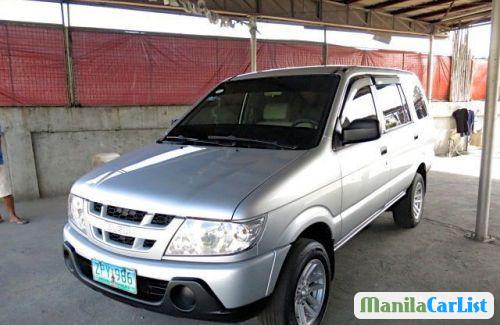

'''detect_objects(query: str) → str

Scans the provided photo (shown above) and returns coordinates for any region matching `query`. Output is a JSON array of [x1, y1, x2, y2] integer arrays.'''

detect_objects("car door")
[[372, 79, 418, 200], [334, 77, 391, 237]]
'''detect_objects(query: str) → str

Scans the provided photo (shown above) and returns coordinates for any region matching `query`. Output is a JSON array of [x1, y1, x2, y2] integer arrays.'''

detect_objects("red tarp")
[[0, 24, 68, 106], [72, 32, 453, 105], [72, 31, 251, 106], [471, 59, 488, 100], [0, 23, 489, 106]]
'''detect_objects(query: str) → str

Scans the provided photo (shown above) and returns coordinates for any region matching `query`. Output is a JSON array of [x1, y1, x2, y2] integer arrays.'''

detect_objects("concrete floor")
[[1, 168, 499, 324]]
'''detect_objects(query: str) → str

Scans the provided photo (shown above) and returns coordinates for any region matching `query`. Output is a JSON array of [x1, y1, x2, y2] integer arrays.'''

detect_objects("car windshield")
[[167, 74, 340, 149]]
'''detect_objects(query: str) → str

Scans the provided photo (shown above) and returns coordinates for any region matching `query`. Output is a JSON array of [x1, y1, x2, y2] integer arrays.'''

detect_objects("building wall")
[[430, 101, 500, 155], [0, 106, 189, 199], [1, 102, 499, 199]]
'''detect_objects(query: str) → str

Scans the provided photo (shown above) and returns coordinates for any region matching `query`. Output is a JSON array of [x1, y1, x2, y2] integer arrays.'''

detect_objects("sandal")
[[9, 217, 29, 224]]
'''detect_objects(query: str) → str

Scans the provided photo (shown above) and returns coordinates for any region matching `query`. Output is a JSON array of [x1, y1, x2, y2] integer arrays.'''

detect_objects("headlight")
[[68, 194, 86, 233], [165, 217, 265, 256]]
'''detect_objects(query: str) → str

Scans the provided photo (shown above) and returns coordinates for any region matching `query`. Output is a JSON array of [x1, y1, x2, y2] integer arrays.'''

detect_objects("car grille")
[[92, 227, 157, 250], [91, 202, 173, 227], [109, 232, 135, 246], [106, 205, 147, 223], [151, 214, 174, 226], [143, 239, 156, 248], [73, 253, 168, 303]]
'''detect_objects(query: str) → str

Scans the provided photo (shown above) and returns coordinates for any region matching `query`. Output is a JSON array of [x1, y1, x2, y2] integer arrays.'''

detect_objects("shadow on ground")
[[0, 171, 498, 324]]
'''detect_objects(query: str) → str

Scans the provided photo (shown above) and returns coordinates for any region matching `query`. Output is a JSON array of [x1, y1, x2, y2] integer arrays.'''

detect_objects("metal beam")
[[475, 0, 500, 242], [410, 1, 492, 20], [448, 16, 492, 29], [430, 7, 492, 24], [249, 16, 257, 72], [390, 0, 453, 16], [322, 27, 328, 65], [426, 33, 434, 100], [366, 0, 412, 11]]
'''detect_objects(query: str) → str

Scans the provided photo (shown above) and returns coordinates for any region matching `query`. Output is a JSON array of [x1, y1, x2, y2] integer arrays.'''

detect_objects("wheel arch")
[[416, 162, 427, 189], [266, 207, 338, 295], [296, 222, 335, 279]]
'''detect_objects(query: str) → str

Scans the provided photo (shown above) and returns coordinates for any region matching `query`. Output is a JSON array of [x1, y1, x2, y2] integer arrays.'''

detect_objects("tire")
[[259, 238, 331, 325], [393, 173, 425, 228]]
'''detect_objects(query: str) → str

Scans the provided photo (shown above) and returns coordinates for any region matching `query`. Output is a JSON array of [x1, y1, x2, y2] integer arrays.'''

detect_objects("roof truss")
[[60, 0, 493, 35]]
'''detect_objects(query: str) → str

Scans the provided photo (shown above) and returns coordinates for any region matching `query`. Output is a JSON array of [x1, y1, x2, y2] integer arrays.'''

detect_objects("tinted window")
[[413, 86, 428, 119], [340, 86, 378, 129], [170, 75, 340, 149], [375, 84, 412, 130]]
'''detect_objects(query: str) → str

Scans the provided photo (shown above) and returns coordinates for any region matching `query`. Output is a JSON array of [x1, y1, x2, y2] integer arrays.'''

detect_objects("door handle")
[[414, 134, 419, 140], [380, 146, 388, 155]]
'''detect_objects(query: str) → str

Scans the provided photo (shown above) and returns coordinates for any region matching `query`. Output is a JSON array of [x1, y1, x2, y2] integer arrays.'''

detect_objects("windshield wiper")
[[157, 135, 234, 147], [207, 135, 297, 150]]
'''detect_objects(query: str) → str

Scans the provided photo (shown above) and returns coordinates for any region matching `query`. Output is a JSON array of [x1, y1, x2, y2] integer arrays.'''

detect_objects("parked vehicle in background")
[[63, 65, 433, 325]]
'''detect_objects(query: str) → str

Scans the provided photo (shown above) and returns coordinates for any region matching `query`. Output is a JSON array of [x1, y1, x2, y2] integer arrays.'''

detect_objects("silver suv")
[[63, 66, 433, 324]]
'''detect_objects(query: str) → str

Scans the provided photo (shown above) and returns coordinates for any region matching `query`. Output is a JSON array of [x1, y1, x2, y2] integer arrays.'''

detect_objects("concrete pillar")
[[474, 0, 500, 242], [1, 116, 40, 200]]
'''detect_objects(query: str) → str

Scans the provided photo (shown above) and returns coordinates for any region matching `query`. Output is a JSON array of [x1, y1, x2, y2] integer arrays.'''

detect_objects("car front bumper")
[[63, 224, 289, 321]]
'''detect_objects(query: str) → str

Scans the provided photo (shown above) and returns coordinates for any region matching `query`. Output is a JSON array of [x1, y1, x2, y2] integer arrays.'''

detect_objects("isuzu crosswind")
[[63, 66, 433, 325]]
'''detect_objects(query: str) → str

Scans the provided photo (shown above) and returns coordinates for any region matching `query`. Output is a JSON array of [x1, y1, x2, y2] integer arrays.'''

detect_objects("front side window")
[[169, 75, 340, 149], [413, 86, 428, 119], [375, 84, 412, 130], [340, 86, 378, 129]]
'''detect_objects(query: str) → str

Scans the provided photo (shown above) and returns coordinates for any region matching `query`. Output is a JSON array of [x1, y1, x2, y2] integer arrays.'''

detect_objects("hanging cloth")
[[452, 108, 469, 137]]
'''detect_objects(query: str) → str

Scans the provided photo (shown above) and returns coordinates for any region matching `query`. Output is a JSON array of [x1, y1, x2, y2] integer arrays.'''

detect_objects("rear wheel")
[[393, 173, 425, 228], [259, 238, 331, 325]]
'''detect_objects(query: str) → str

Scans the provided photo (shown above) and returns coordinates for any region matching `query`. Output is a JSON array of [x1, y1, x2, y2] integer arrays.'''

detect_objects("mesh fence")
[[0, 23, 68, 106], [72, 31, 252, 106], [0, 21, 489, 106]]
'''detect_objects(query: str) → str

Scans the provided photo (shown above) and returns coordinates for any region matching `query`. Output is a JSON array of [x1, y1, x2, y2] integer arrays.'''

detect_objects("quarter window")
[[375, 84, 412, 130], [413, 86, 428, 119]]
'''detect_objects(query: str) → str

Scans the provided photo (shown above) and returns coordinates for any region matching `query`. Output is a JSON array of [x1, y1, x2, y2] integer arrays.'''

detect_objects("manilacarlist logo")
[[354, 292, 494, 319]]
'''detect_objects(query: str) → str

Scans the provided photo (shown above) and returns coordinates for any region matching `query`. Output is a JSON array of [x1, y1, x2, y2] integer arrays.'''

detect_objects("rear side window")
[[374, 84, 412, 130], [413, 86, 428, 119]]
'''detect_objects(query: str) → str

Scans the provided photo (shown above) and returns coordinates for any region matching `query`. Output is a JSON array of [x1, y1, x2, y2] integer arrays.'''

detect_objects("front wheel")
[[393, 173, 425, 228], [259, 238, 331, 325]]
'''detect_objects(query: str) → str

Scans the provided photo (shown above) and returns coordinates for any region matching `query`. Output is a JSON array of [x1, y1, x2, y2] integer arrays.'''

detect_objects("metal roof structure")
[[69, 0, 493, 36]]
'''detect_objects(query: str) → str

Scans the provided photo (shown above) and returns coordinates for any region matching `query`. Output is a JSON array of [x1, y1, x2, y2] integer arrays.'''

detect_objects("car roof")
[[231, 65, 414, 81]]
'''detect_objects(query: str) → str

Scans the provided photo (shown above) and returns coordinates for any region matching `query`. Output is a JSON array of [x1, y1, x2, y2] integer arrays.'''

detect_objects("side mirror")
[[342, 118, 380, 145]]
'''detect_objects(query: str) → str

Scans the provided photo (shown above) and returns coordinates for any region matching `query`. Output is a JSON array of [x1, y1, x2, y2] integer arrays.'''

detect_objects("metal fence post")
[[474, 0, 500, 242], [249, 17, 257, 72], [323, 27, 328, 65], [60, 1, 76, 106], [426, 33, 434, 100]]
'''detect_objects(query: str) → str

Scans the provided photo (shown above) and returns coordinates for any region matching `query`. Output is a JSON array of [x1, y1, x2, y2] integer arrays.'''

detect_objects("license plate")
[[91, 259, 137, 295]]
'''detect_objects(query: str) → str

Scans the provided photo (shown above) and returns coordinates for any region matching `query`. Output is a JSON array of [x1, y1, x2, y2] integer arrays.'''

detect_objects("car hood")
[[72, 143, 305, 220]]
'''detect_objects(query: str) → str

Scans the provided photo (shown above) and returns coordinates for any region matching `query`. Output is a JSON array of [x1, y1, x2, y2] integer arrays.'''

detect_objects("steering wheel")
[[292, 119, 319, 129]]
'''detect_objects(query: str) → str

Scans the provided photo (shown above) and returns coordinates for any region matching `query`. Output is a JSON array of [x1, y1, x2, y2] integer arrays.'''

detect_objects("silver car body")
[[64, 65, 434, 310]]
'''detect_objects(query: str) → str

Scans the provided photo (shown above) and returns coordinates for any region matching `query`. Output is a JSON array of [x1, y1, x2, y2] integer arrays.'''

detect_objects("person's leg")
[[4, 195, 27, 223], [4, 195, 18, 220]]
